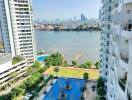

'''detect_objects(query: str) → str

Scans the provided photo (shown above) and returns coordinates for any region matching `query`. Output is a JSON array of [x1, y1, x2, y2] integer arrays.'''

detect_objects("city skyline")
[[32, 0, 101, 21]]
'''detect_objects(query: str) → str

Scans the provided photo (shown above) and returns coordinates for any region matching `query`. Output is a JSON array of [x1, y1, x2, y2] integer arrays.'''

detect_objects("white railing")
[[122, 24, 132, 31]]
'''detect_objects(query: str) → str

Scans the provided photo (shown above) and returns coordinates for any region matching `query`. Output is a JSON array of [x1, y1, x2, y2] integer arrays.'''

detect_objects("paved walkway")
[[33, 79, 57, 100], [84, 81, 97, 100]]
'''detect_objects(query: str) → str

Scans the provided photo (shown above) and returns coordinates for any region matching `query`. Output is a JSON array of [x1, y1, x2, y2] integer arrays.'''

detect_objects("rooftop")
[[12, 56, 25, 65], [0, 53, 12, 65]]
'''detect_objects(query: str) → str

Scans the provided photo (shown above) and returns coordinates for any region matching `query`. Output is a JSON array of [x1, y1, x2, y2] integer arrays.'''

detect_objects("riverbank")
[[35, 29, 101, 32]]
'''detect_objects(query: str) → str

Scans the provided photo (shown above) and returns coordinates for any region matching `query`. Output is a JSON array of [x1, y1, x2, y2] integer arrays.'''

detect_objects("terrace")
[[12, 56, 25, 65]]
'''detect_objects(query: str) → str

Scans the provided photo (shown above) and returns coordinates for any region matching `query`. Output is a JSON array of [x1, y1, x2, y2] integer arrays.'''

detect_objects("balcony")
[[119, 57, 128, 71], [118, 72, 127, 92], [118, 78, 127, 92], [121, 54, 128, 64], [124, 0, 132, 5], [128, 90, 132, 100], [121, 24, 132, 39]]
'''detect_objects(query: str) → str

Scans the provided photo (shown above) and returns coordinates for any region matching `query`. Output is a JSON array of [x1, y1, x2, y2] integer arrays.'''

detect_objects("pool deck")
[[84, 80, 97, 100], [33, 79, 57, 100], [34, 78, 97, 100]]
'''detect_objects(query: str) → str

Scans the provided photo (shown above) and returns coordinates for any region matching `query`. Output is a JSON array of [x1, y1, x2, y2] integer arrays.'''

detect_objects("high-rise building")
[[100, 0, 132, 100], [81, 14, 87, 21], [0, 0, 35, 65]]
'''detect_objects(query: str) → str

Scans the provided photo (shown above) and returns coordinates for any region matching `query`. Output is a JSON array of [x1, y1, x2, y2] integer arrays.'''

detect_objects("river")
[[35, 31, 101, 64]]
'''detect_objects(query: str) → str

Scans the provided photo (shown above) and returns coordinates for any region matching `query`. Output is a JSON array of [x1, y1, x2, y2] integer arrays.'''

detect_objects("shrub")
[[63, 60, 69, 67], [12, 56, 24, 65], [96, 77, 106, 97], [72, 60, 77, 66], [97, 77, 104, 88], [10, 87, 24, 99], [97, 86, 106, 96], [83, 72, 89, 81], [32, 61, 41, 69], [54, 67, 59, 77], [79, 61, 93, 69], [24, 72, 42, 91]]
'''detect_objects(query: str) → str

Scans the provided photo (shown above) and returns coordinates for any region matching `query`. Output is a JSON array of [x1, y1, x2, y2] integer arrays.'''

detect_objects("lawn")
[[44, 67, 99, 80]]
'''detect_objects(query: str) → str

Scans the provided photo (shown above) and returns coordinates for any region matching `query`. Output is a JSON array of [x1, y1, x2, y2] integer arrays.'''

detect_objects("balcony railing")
[[121, 54, 128, 64], [118, 78, 127, 92], [128, 91, 132, 100], [122, 24, 132, 31]]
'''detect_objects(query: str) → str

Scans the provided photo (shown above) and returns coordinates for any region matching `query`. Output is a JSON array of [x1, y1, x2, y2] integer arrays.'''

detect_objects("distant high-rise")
[[0, 0, 35, 65], [81, 14, 87, 21], [74, 16, 76, 21]]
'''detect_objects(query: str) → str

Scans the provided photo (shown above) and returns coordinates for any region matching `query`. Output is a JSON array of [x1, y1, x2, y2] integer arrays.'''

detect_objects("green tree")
[[96, 77, 106, 98], [96, 96, 106, 100], [72, 60, 77, 66], [84, 61, 93, 68], [45, 52, 64, 67], [24, 72, 41, 91], [82, 64, 89, 69], [83, 72, 89, 83], [10, 86, 24, 99], [54, 67, 59, 77], [97, 87, 106, 96], [63, 60, 69, 67], [26, 67, 33, 75], [32, 61, 41, 69], [95, 61, 100, 69], [97, 77, 104, 88], [80, 61, 93, 69]]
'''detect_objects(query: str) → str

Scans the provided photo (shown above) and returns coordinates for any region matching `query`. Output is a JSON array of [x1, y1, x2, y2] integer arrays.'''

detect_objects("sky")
[[32, 0, 101, 21]]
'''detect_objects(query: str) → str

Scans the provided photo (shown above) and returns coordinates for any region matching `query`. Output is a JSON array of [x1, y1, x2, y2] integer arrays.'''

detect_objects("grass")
[[12, 56, 25, 65], [44, 67, 99, 80], [0, 42, 3, 49]]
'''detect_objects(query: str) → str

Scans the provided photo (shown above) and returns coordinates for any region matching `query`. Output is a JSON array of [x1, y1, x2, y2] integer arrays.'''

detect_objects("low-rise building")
[[0, 53, 27, 90]]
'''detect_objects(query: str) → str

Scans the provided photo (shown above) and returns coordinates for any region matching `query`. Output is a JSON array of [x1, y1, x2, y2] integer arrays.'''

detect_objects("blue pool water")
[[44, 78, 85, 100], [36, 55, 49, 62]]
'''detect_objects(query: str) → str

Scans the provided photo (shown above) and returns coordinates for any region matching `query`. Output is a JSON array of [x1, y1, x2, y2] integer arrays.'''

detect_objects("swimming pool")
[[43, 78, 85, 100], [36, 54, 49, 62]]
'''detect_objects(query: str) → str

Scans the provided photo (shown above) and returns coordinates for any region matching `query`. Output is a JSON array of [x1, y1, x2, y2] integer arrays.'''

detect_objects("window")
[[127, 10, 131, 14]]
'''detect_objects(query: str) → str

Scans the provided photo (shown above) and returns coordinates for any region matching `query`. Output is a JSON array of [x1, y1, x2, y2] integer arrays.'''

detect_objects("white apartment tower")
[[0, 0, 35, 65], [100, 0, 132, 100]]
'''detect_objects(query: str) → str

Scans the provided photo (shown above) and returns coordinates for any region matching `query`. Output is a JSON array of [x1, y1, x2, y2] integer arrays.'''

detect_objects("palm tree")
[[54, 67, 59, 78]]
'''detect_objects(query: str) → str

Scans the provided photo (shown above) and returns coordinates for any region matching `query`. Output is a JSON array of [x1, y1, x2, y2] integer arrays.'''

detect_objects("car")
[[26, 93, 32, 97]]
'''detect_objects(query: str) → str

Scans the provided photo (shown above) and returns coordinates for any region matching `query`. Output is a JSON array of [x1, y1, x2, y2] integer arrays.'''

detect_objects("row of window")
[[0, 62, 26, 76]]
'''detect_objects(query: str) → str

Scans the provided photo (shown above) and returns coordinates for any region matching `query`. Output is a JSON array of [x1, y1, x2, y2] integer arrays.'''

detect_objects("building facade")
[[100, 0, 132, 100], [0, 53, 27, 93], [0, 0, 35, 65]]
